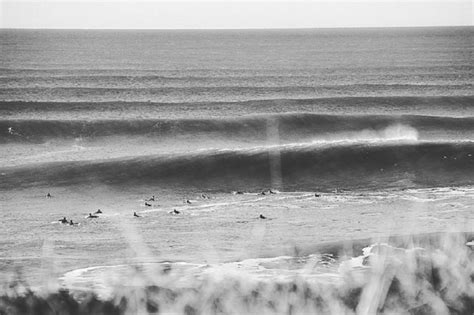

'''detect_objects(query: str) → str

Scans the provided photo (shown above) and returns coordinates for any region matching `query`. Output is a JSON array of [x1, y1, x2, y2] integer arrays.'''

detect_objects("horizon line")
[[1, 25, 472, 31]]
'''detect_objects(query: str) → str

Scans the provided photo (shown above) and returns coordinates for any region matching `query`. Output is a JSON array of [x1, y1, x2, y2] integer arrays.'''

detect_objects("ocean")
[[0, 27, 473, 314]]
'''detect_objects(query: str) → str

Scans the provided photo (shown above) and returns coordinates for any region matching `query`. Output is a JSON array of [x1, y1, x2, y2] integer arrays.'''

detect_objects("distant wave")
[[1, 95, 472, 113], [1, 84, 471, 100], [1, 142, 472, 190], [1, 113, 473, 143], [1, 75, 472, 89], [0, 64, 472, 74]]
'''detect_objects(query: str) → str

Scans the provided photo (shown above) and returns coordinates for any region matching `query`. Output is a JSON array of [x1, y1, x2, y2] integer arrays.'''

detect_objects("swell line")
[[1, 141, 472, 190], [1, 113, 473, 143]]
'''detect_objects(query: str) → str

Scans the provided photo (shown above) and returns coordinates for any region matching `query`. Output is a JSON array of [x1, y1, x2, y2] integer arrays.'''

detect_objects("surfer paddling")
[[134, 212, 141, 217], [94, 209, 102, 214], [261, 189, 278, 195], [87, 213, 98, 218], [59, 217, 68, 224]]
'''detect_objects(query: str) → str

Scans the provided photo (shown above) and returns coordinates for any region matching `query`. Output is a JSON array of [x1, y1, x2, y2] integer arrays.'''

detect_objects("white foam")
[[59, 253, 345, 298]]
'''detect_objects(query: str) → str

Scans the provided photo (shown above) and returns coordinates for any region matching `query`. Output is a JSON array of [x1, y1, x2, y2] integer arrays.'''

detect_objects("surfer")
[[69, 220, 77, 226], [148, 196, 155, 201], [145, 202, 152, 207], [134, 212, 141, 217], [59, 217, 68, 224], [173, 209, 180, 214], [47, 193, 52, 198], [186, 199, 192, 204], [87, 213, 98, 218], [7, 127, 14, 135], [315, 193, 321, 197], [94, 209, 102, 214], [259, 214, 267, 219]]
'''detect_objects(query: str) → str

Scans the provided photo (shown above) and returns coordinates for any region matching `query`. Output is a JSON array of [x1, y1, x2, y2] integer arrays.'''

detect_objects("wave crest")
[[1, 142, 472, 190]]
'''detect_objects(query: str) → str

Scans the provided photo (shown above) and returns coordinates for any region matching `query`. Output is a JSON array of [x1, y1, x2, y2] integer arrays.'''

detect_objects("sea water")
[[0, 27, 473, 314]]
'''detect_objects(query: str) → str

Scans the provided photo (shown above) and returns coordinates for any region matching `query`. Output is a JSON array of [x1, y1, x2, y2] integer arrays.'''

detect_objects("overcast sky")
[[1, 0, 472, 29]]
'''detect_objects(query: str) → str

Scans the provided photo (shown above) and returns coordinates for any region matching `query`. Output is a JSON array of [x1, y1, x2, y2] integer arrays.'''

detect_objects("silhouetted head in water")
[[260, 214, 267, 219], [47, 193, 52, 198]]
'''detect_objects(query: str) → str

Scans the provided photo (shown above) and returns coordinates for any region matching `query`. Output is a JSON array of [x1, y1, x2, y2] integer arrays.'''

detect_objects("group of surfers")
[[55, 190, 275, 226]]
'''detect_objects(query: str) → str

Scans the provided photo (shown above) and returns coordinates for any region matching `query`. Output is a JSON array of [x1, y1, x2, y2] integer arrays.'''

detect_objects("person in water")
[[145, 202, 152, 207], [69, 220, 76, 226], [59, 217, 68, 224], [260, 214, 267, 219], [87, 213, 98, 218], [173, 209, 180, 214], [134, 212, 141, 217], [47, 193, 52, 198], [95, 209, 102, 214]]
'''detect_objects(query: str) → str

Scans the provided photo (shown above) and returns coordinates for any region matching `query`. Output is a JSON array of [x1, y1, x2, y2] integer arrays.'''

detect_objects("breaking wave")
[[1, 113, 473, 143], [1, 141, 472, 191]]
